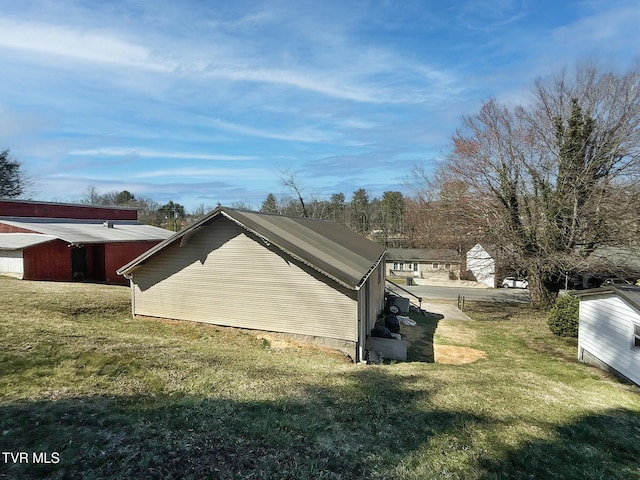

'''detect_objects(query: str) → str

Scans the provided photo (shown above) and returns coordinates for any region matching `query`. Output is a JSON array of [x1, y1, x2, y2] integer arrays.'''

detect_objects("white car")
[[501, 277, 529, 289]]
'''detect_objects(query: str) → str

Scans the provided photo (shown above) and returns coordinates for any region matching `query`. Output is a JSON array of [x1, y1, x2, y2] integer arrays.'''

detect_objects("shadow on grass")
[[478, 408, 640, 480], [0, 368, 479, 480], [405, 309, 443, 363], [1, 371, 639, 479]]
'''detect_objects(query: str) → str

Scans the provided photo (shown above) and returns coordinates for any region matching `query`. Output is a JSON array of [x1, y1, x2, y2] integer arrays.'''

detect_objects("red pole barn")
[[0, 199, 172, 284]]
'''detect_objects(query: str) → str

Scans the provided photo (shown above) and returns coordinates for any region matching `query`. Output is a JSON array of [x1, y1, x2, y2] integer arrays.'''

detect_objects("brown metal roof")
[[117, 206, 386, 290]]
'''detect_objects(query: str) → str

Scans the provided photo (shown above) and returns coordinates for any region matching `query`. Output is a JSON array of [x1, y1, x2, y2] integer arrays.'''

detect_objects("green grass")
[[1, 277, 639, 479]]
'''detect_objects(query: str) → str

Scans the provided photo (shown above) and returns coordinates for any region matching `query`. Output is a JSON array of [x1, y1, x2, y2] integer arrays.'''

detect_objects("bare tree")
[[408, 168, 490, 251], [81, 185, 102, 204], [279, 171, 309, 217], [439, 61, 640, 308]]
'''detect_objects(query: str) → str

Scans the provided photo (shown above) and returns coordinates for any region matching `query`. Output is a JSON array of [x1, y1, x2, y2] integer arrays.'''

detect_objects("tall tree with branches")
[[438, 61, 640, 308]]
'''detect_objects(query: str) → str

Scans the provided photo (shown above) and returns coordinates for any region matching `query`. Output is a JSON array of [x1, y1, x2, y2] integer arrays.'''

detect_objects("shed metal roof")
[[573, 285, 640, 312], [0, 233, 58, 250], [117, 206, 386, 290], [0, 217, 173, 244]]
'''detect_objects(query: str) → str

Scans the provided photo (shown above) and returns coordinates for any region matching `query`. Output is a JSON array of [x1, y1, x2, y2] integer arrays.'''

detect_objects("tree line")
[[258, 188, 407, 247]]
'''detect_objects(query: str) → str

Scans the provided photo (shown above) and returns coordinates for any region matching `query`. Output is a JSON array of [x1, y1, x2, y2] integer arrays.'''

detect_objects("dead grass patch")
[[434, 345, 486, 364]]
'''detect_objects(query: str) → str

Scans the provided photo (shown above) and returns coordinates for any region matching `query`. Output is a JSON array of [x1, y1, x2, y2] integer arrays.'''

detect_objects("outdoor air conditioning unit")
[[387, 295, 410, 314]]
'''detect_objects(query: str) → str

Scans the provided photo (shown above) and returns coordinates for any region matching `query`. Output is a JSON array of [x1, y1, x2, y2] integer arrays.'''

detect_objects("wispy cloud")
[[0, 19, 173, 71], [68, 147, 256, 162], [205, 118, 332, 143], [132, 167, 272, 179], [552, 4, 640, 58], [0, 11, 460, 105]]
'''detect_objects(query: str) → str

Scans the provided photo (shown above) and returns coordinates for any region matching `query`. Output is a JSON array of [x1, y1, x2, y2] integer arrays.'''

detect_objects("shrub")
[[547, 295, 579, 337]]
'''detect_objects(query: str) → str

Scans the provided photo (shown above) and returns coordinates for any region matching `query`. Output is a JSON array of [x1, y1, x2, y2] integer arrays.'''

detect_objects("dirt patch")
[[252, 332, 353, 362], [434, 345, 486, 364]]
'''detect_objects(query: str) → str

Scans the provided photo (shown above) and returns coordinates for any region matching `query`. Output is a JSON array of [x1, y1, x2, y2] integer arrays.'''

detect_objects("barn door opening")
[[71, 247, 88, 281]]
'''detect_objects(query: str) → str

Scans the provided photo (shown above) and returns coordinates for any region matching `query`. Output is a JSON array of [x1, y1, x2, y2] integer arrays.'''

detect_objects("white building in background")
[[466, 244, 496, 288]]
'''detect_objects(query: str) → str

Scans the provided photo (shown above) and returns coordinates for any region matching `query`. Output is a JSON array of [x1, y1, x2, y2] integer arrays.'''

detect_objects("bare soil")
[[434, 345, 486, 364]]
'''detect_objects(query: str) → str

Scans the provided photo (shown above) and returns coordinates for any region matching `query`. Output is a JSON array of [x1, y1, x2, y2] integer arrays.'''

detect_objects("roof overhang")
[[0, 233, 58, 250]]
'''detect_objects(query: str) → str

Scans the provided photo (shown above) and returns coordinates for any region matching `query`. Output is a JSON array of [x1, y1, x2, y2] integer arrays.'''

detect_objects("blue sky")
[[1, 0, 639, 211]]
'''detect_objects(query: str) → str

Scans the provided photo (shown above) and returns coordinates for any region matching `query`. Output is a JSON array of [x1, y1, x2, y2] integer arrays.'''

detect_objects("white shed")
[[575, 285, 640, 386], [117, 207, 387, 362]]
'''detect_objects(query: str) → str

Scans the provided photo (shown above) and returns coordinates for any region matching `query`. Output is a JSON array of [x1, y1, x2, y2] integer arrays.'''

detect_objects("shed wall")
[[578, 294, 640, 385], [367, 259, 385, 331], [0, 250, 24, 278], [130, 218, 359, 342]]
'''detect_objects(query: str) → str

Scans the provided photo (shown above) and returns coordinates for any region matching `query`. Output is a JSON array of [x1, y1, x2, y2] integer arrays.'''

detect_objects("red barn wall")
[[0, 200, 137, 220], [105, 241, 161, 284], [23, 240, 73, 281]]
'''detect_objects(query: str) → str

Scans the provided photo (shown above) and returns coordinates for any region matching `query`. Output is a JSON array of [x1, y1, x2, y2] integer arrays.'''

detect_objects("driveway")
[[388, 283, 531, 304], [386, 282, 530, 323]]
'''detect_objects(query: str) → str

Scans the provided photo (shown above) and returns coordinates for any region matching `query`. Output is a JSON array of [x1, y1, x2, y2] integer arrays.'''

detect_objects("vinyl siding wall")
[[578, 294, 640, 385], [368, 259, 385, 331], [130, 218, 358, 342]]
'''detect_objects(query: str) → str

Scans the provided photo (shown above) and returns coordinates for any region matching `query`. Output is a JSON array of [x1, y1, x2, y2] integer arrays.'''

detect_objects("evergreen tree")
[[260, 193, 279, 214], [0, 149, 24, 198], [350, 188, 370, 234]]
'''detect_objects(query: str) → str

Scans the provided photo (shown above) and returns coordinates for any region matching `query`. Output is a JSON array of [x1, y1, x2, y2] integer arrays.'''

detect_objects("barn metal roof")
[[0, 217, 173, 245], [117, 206, 386, 290], [0, 233, 57, 250]]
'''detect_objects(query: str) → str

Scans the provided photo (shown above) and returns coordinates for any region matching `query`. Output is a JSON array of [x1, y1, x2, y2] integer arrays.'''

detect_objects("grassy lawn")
[[1, 277, 639, 479]]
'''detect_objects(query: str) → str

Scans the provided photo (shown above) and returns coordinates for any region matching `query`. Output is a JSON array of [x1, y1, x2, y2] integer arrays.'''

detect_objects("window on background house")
[[393, 262, 404, 270], [634, 324, 640, 348], [445, 263, 451, 270], [413, 263, 419, 272], [432, 262, 439, 270]]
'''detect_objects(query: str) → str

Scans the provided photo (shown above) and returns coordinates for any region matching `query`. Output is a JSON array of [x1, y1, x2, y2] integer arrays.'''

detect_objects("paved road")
[[387, 283, 531, 304]]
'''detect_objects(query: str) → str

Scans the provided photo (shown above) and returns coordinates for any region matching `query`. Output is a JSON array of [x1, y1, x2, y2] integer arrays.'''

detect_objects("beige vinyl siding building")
[[118, 207, 386, 362], [386, 248, 461, 282], [576, 286, 640, 386]]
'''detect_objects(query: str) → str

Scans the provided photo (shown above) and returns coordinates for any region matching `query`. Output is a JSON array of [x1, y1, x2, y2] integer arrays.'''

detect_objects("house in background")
[[465, 244, 497, 288], [118, 206, 386, 362], [385, 248, 461, 283], [575, 285, 640, 386], [0, 199, 172, 284]]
